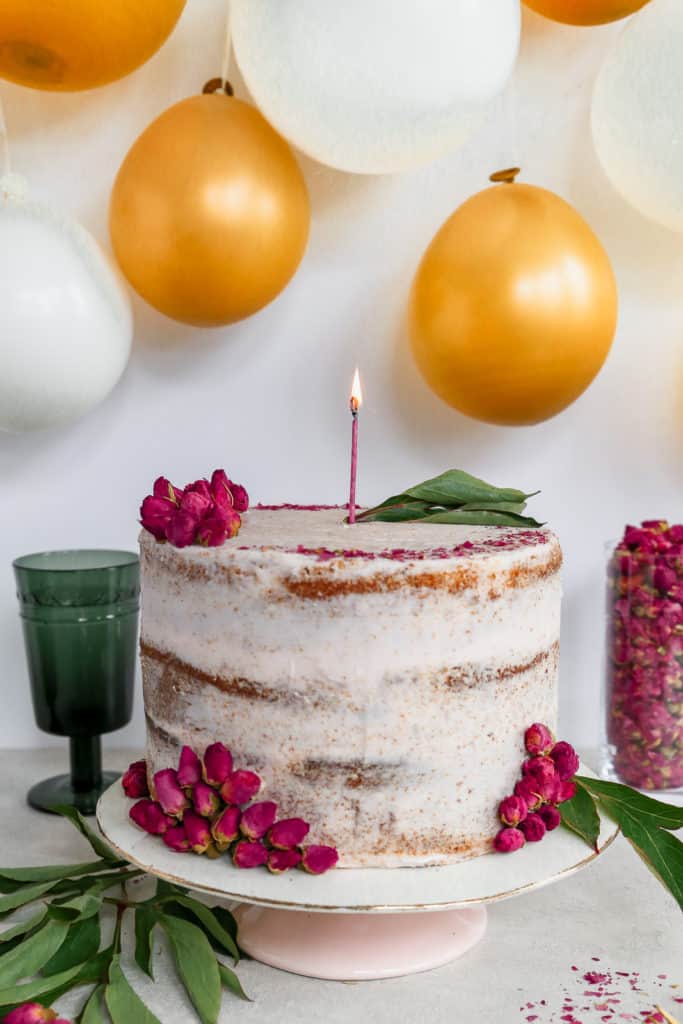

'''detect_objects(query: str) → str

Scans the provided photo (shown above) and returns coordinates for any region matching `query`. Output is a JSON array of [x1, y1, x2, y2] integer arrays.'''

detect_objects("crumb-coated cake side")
[[140, 508, 562, 868]]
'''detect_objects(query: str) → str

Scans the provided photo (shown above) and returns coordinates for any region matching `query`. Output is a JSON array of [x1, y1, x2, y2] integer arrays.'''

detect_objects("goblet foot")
[[27, 771, 121, 816]]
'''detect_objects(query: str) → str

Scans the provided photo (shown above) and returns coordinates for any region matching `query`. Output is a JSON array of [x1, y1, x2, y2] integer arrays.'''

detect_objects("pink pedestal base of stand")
[[234, 904, 488, 981]]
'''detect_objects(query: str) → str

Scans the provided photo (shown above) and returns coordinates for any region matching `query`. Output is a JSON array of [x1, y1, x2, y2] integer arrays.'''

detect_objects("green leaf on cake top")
[[355, 468, 544, 527]]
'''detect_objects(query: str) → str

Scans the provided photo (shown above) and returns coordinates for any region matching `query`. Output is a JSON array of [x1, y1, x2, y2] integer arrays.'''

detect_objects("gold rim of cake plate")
[[96, 796, 619, 914]]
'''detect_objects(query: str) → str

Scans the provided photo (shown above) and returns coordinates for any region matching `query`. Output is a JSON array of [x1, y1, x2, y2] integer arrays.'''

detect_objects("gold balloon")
[[524, 0, 650, 26], [0, 0, 185, 91], [409, 173, 618, 426], [110, 93, 310, 327]]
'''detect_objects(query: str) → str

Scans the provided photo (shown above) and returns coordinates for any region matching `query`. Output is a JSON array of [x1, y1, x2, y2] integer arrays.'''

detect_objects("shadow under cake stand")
[[97, 771, 618, 982]]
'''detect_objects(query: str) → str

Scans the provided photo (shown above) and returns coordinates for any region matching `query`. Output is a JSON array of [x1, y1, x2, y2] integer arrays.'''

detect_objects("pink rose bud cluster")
[[124, 745, 338, 875], [121, 759, 149, 799], [607, 522, 683, 791], [3, 1005, 70, 1024], [493, 723, 579, 853], [140, 469, 249, 549]]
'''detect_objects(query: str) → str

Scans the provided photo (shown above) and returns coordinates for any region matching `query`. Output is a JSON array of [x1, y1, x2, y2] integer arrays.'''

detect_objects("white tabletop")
[[1, 748, 681, 1024]]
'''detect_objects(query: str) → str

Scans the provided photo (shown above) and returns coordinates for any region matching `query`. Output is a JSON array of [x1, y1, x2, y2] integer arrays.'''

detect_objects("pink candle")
[[348, 368, 362, 524]]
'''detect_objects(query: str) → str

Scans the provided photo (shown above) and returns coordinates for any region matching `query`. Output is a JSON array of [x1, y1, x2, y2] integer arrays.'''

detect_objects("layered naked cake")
[[140, 507, 562, 867]]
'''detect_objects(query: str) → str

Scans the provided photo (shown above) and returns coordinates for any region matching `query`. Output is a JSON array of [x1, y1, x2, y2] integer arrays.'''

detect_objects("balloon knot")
[[203, 78, 234, 97], [489, 167, 521, 185]]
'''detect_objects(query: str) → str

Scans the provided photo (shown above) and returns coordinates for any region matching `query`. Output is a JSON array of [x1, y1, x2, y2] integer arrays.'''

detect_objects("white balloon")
[[231, 0, 521, 175], [592, 0, 683, 232], [0, 178, 132, 432]]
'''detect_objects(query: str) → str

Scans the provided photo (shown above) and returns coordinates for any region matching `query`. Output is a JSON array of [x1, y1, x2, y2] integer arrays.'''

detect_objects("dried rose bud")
[[122, 760, 149, 799], [554, 779, 577, 804], [191, 781, 220, 818], [212, 805, 242, 850], [153, 476, 183, 505], [3, 1004, 61, 1023], [177, 746, 202, 789], [203, 743, 233, 787], [498, 795, 528, 827], [519, 813, 547, 843], [196, 509, 241, 547], [233, 840, 269, 869], [183, 811, 212, 854], [140, 494, 176, 541], [220, 770, 261, 806], [514, 777, 543, 812], [153, 769, 189, 817], [522, 756, 557, 785], [163, 824, 191, 853], [493, 827, 525, 853], [538, 805, 561, 831], [210, 469, 249, 513], [166, 508, 200, 548], [181, 489, 212, 520], [267, 849, 302, 874], [129, 799, 173, 835], [240, 801, 278, 841], [550, 741, 580, 781], [300, 845, 339, 874], [267, 817, 310, 850], [524, 723, 554, 757]]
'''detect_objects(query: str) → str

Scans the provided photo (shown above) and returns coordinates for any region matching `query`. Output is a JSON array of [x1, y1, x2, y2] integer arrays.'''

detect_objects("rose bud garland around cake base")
[[125, 745, 339, 875], [494, 724, 580, 853]]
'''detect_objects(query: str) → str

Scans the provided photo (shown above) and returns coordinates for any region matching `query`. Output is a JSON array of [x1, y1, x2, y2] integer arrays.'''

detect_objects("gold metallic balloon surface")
[[523, 0, 650, 26], [0, 0, 185, 91], [409, 175, 618, 426], [109, 94, 310, 327]]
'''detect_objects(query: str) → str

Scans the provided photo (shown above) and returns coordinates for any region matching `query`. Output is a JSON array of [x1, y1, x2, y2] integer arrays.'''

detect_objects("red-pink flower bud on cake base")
[[202, 742, 233, 787], [130, 799, 173, 835], [220, 770, 261, 806], [519, 812, 546, 843], [498, 795, 527, 827], [240, 801, 278, 841], [267, 818, 310, 849], [524, 723, 554, 757], [300, 845, 339, 874], [153, 769, 189, 817], [183, 811, 212, 854], [122, 759, 149, 799], [212, 805, 242, 849], [267, 849, 302, 873], [493, 827, 525, 853], [191, 781, 220, 818], [163, 824, 191, 853], [233, 840, 269, 869], [177, 746, 201, 789]]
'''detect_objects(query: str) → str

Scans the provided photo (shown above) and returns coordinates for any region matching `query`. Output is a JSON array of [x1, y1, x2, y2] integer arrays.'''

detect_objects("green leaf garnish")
[[134, 905, 158, 980], [162, 895, 240, 962], [42, 915, 100, 977], [0, 918, 68, 987], [80, 984, 107, 1024], [160, 914, 222, 1024], [53, 806, 121, 863], [0, 880, 60, 919], [0, 861, 115, 885], [560, 782, 601, 851], [355, 468, 543, 526], [105, 956, 162, 1024], [218, 962, 252, 1002]]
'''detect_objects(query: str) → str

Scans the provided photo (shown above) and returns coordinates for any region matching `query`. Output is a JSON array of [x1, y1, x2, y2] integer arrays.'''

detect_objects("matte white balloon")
[[231, 0, 521, 175], [0, 182, 132, 432], [592, 0, 683, 231]]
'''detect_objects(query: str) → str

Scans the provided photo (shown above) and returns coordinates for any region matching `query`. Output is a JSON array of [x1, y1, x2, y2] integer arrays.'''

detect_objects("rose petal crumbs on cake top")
[[140, 469, 249, 548], [125, 746, 339, 874], [495, 724, 580, 853]]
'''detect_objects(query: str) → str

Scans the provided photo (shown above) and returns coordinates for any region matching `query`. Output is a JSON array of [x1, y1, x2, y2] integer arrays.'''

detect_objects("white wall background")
[[1, 2, 682, 753]]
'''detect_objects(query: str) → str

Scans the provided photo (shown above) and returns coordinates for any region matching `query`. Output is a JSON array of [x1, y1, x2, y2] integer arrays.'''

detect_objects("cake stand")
[[97, 772, 619, 981]]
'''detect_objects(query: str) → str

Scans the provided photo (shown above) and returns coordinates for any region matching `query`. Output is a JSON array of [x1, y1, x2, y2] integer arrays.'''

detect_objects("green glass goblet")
[[13, 550, 140, 815]]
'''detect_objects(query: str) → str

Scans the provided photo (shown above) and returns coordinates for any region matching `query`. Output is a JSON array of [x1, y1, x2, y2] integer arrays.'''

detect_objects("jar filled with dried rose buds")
[[604, 520, 683, 792]]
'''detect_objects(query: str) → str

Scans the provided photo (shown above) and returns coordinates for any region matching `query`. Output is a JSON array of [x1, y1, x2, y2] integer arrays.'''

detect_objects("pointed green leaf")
[[422, 509, 543, 528], [560, 783, 601, 851], [576, 776, 683, 830], [0, 959, 84, 1008], [598, 794, 683, 911], [53, 806, 120, 863], [105, 956, 162, 1024], [0, 880, 59, 918], [48, 893, 102, 923], [160, 914, 221, 1024], [0, 861, 114, 885], [0, 918, 69, 986], [210, 908, 240, 956], [162, 897, 239, 962], [218, 962, 251, 1002], [404, 469, 533, 507], [80, 984, 107, 1024], [134, 906, 157, 980], [458, 500, 528, 515], [42, 914, 100, 977], [0, 907, 48, 946], [356, 501, 433, 524]]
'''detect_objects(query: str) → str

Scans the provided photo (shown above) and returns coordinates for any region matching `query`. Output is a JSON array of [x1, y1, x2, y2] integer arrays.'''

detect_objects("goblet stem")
[[70, 736, 102, 793]]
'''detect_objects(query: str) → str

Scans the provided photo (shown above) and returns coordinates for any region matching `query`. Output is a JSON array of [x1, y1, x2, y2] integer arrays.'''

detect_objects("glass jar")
[[604, 521, 683, 792]]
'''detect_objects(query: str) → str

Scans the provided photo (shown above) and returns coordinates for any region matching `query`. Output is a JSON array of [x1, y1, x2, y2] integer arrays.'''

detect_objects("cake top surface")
[[142, 505, 558, 565]]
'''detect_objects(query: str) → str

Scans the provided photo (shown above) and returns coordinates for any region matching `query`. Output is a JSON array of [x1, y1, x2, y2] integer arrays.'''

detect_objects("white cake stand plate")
[[97, 770, 618, 981]]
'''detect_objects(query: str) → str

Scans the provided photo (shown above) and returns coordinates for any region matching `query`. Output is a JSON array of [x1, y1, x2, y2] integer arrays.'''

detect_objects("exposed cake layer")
[[140, 509, 562, 867]]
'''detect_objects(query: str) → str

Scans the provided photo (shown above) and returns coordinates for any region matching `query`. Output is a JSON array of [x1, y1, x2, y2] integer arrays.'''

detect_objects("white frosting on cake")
[[140, 508, 562, 867]]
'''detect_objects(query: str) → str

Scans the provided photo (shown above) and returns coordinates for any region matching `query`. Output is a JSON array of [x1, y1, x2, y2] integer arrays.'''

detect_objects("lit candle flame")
[[350, 367, 363, 414]]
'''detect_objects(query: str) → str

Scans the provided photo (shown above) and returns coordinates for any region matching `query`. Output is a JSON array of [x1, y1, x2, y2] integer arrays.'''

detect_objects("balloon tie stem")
[[490, 167, 521, 185], [0, 89, 11, 178], [203, 0, 234, 96]]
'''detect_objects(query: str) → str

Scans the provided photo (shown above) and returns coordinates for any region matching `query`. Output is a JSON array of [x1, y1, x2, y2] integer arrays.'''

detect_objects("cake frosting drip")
[[140, 508, 562, 868]]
